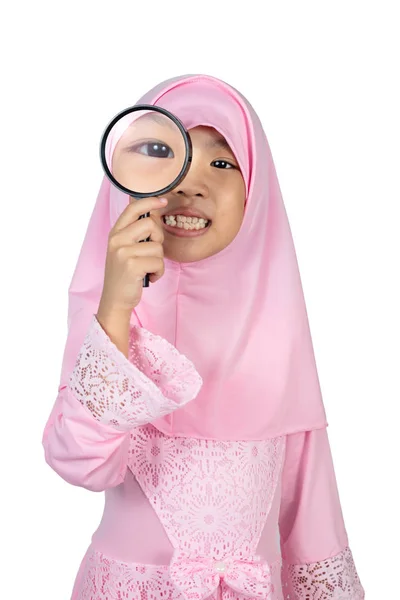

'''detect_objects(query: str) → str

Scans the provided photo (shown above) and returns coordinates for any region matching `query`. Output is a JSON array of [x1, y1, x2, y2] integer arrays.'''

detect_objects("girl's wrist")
[[95, 305, 132, 358]]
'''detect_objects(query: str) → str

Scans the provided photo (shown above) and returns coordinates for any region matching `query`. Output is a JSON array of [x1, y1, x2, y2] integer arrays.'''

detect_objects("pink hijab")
[[67, 73, 327, 440]]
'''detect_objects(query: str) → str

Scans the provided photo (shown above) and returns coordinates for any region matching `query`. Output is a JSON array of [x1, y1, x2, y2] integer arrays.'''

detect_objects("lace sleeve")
[[281, 546, 365, 599], [68, 314, 203, 432]]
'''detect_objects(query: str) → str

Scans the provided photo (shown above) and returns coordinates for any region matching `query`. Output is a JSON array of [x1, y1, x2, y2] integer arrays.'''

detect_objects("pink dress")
[[42, 314, 365, 600]]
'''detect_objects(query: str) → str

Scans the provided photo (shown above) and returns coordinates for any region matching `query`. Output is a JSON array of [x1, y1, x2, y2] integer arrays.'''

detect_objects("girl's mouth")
[[162, 215, 212, 237]]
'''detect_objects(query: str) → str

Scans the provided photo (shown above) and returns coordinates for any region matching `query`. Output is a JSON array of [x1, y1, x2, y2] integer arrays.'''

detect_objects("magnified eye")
[[130, 141, 174, 158]]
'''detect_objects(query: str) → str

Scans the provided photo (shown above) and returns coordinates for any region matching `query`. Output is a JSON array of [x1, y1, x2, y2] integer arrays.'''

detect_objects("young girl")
[[42, 73, 365, 600]]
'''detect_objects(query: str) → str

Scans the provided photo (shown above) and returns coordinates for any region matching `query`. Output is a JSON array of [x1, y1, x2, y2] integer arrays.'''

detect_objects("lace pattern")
[[78, 545, 365, 600], [79, 547, 173, 600], [281, 546, 365, 599], [169, 549, 276, 600], [68, 314, 203, 431], [128, 424, 286, 558], [78, 546, 284, 600]]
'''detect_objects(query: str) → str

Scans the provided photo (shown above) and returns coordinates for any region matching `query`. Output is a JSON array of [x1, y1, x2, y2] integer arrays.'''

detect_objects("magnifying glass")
[[100, 105, 192, 287]]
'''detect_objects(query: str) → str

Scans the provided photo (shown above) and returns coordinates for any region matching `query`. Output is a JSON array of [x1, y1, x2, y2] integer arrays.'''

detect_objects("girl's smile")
[[162, 214, 212, 237]]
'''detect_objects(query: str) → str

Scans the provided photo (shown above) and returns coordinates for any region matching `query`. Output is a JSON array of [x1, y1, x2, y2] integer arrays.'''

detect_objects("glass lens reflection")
[[106, 110, 186, 194]]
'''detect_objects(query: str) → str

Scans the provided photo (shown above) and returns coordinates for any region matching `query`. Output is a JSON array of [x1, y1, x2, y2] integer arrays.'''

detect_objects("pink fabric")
[[43, 319, 364, 599], [65, 73, 328, 440], [169, 551, 274, 599], [91, 470, 174, 564], [279, 427, 349, 564], [74, 544, 364, 600], [74, 547, 284, 600], [281, 547, 365, 599]]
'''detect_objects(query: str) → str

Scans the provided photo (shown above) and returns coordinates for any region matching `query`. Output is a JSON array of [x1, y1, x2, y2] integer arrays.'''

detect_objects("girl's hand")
[[98, 196, 167, 315]]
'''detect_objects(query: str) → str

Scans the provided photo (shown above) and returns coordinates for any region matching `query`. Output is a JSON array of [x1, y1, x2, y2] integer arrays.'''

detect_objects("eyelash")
[[211, 160, 237, 170]]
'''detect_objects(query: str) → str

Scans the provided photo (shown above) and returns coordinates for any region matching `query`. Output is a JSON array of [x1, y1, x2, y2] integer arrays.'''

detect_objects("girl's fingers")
[[110, 215, 164, 247], [112, 196, 168, 233], [117, 241, 164, 260]]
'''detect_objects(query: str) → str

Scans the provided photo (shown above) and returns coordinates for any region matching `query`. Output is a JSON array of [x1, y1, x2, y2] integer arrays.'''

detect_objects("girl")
[[42, 73, 365, 599]]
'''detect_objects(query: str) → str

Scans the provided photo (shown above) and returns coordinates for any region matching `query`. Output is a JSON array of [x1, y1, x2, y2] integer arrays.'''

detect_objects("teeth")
[[164, 215, 209, 230]]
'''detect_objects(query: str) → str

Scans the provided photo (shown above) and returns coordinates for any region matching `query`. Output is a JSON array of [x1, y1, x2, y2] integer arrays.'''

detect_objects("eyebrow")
[[204, 136, 232, 151]]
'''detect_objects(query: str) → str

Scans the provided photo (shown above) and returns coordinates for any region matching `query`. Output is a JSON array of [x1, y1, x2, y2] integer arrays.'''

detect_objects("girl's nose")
[[172, 172, 209, 199]]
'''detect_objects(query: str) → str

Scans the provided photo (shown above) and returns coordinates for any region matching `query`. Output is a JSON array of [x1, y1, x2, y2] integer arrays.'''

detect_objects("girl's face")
[[152, 126, 246, 264]]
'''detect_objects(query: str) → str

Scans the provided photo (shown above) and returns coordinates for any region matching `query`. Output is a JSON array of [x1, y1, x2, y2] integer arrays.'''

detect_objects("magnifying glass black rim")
[[99, 104, 192, 199]]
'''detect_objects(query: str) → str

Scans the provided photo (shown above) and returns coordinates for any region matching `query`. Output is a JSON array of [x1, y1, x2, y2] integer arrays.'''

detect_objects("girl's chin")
[[163, 240, 215, 264]]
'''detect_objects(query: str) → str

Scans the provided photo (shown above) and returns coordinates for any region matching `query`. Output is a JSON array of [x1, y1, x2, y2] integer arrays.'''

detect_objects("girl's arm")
[[42, 306, 202, 492], [278, 427, 365, 599]]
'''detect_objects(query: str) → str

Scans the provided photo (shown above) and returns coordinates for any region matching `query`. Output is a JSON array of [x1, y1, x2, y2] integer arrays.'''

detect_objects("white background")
[[1, 1, 399, 598]]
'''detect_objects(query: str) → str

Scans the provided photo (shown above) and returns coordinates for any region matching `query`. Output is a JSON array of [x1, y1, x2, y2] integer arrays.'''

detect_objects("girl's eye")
[[130, 141, 174, 158], [212, 160, 236, 169]]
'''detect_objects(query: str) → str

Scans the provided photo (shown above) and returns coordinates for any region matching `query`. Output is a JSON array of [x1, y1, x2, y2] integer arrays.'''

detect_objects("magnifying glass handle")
[[138, 212, 150, 287]]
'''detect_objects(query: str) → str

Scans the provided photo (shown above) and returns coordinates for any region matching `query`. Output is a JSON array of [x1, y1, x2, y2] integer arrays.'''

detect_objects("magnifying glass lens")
[[104, 109, 187, 195]]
